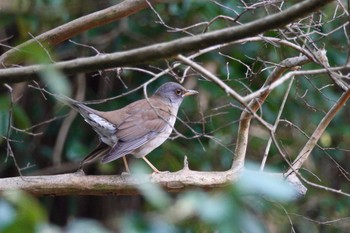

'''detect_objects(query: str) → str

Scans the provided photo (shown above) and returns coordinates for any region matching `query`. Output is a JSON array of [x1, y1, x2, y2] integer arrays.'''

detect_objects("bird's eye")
[[175, 89, 182, 96]]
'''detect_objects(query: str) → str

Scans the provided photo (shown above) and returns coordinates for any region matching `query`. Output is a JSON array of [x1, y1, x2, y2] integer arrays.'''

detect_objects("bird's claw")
[[75, 168, 86, 176], [152, 170, 170, 175], [121, 171, 130, 177]]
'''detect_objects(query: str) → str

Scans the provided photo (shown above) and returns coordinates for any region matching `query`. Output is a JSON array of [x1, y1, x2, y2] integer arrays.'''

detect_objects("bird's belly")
[[132, 115, 176, 158]]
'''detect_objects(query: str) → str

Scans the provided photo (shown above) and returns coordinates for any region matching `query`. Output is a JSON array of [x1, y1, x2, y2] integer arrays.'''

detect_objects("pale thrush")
[[59, 82, 198, 173]]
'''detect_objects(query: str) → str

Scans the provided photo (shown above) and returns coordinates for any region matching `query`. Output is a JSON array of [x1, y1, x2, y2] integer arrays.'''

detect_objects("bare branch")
[[0, 0, 334, 83], [0, 0, 169, 66], [260, 77, 295, 171], [3, 84, 22, 176], [232, 55, 314, 169], [0, 167, 308, 196], [286, 89, 350, 175], [0, 169, 239, 196], [176, 55, 245, 104]]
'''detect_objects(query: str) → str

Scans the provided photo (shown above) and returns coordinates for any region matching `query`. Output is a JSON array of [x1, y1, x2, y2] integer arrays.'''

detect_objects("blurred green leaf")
[[0, 95, 31, 137], [0, 96, 10, 137], [0, 109, 10, 137], [66, 138, 89, 161], [237, 166, 297, 201], [66, 219, 112, 233], [131, 161, 171, 209], [2, 190, 47, 233], [40, 66, 72, 97], [13, 105, 31, 130], [0, 200, 16, 229], [36, 223, 61, 233], [175, 191, 231, 223], [121, 213, 177, 233], [20, 42, 72, 97], [240, 211, 266, 233]]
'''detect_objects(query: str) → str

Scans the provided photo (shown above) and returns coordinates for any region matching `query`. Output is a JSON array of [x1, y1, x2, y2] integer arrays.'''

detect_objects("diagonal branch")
[[286, 89, 350, 176], [232, 55, 314, 170], [0, 0, 334, 83], [0, 0, 168, 66]]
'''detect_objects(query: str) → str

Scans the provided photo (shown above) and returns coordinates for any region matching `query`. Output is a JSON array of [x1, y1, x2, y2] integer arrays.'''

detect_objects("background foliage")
[[0, 0, 349, 232]]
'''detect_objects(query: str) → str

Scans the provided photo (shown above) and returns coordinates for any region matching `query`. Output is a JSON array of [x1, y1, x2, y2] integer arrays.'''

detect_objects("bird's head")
[[153, 82, 198, 105]]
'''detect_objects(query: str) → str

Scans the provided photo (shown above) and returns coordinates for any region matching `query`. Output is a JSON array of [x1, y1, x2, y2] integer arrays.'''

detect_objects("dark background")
[[0, 1, 349, 232]]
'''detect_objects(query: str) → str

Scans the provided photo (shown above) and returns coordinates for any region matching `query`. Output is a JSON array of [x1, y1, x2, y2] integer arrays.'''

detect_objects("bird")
[[57, 82, 198, 173]]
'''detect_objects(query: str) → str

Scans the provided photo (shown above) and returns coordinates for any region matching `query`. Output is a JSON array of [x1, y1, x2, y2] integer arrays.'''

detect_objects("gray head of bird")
[[153, 82, 198, 105]]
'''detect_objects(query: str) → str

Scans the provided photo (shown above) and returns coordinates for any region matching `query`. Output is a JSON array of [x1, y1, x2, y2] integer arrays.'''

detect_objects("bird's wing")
[[72, 104, 119, 141], [101, 99, 172, 163], [101, 131, 159, 163], [117, 100, 171, 140]]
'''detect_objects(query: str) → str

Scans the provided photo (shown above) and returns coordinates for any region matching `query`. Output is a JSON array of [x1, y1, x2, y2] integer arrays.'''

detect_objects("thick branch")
[[0, 168, 239, 196], [0, 0, 167, 65], [0, 167, 307, 196], [0, 0, 334, 83]]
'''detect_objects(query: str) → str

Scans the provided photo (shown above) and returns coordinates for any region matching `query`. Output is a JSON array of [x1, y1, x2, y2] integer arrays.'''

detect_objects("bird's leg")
[[122, 156, 130, 173], [76, 162, 86, 175], [142, 157, 162, 173]]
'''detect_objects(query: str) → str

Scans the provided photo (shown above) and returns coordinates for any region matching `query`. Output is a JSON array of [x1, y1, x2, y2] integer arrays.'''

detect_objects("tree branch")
[[286, 89, 350, 175], [0, 0, 334, 83], [0, 165, 307, 196], [0, 0, 167, 66], [232, 55, 313, 169], [0, 167, 240, 196]]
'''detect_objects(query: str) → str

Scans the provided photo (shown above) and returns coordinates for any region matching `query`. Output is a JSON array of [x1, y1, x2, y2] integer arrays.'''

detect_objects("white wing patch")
[[88, 113, 116, 131]]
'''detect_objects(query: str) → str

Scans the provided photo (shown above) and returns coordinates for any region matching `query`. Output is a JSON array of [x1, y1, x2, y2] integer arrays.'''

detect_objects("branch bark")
[[0, 166, 307, 196], [0, 0, 167, 66], [0, 0, 334, 83], [0, 167, 239, 196]]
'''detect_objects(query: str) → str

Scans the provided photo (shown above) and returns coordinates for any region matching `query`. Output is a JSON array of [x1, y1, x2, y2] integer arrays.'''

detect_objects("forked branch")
[[0, 0, 334, 83]]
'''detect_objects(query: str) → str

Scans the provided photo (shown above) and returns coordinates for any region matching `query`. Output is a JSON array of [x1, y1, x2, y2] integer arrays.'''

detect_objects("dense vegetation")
[[0, 0, 349, 232]]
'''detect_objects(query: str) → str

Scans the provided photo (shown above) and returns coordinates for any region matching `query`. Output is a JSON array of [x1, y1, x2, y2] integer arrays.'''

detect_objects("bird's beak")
[[183, 89, 198, 97]]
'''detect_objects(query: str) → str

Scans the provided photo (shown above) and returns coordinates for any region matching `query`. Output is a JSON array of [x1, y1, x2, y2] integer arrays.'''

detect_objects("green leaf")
[[176, 191, 231, 223], [0, 95, 31, 135], [0, 200, 16, 229], [66, 138, 89, 161], [0, 96, 10, 137], [0, 109, 10, 137], [66, 219, 112, 233], [2, 190, 47, 233], [237, 168, 297, 201], [13, 105, 31, 130], [131, 161, 171, 209], [40, 66, 72, 97]]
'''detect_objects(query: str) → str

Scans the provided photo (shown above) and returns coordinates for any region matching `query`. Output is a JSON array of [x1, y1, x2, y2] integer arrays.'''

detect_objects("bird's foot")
[[152, 170, 170, 175], [121, 171, 130, 177], [75, 167, 86, 176]]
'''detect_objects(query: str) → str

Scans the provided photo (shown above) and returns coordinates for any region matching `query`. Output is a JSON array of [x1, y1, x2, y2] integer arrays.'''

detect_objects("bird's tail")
[[43, 90, 99, 121], [54, 93, 80, 109], [80, 142, 111, 167]]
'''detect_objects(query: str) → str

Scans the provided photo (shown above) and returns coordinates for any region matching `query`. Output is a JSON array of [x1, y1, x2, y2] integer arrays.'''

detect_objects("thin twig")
[[3, 84, 22, 177], [0, 0, 334, 83], [260, 77, 295, 171], [286, 89, 350, 175]]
